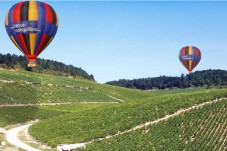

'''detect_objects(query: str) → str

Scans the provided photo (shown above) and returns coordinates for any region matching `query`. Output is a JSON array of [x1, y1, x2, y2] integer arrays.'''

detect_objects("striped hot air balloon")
[[179, 46, 201, 73], [5, 0, 58, 67]]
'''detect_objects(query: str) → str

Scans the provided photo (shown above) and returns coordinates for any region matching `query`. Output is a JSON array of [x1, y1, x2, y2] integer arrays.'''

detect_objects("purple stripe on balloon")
[[34, 1, 46, 54]]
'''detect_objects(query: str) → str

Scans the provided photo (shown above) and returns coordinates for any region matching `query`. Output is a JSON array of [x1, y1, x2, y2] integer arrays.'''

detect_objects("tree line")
[[106, 70, 227, 90], [0, 53, 95, 81]]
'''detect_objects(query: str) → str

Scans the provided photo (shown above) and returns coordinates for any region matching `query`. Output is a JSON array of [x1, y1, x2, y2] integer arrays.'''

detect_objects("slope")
[[83, 99, 227, 151], [0, 68, 148, 127], [29, 88, 227, 147], [1, 68, 227, 150], [0, 68, 137, 104]]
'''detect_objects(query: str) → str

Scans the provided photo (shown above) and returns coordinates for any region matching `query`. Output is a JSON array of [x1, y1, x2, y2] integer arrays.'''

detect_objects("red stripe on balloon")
[[36, 34, 48, 55], [196, 48, 199, 56], [13, 2, 24, 22], [182, 47, 186, 56], [17, 34, 29, 54], [26, 55, 37, 62], [183, 60, 189, 69], [42, 2, 53, 23]]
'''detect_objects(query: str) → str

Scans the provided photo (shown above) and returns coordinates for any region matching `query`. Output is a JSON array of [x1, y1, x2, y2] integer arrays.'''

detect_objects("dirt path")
[[85, 97, 227, 145], [5, 121, 42, 151], [0, 101, 118, 107], [107, 95, 124, 102], [0, 95, 124, 108]]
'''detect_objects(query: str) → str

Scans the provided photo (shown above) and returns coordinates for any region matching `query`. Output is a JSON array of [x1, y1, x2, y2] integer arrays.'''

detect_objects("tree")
[[0, 53, 95, 81]]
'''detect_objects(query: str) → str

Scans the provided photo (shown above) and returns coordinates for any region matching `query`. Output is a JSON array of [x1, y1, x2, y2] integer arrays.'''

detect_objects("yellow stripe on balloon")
[[5, 10, 9, 26], [10, 36, 24, 54], [28, 1, 38, 55], [189, 60, 192, 70], [30, 34, 36, 55], [56, 13, 59, 26], [189, 46, 193, 55], [28, 1, 38, 21]]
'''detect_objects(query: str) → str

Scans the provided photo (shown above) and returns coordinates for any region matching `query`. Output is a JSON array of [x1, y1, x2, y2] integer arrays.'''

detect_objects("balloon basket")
[[28, 62, 36, 67]]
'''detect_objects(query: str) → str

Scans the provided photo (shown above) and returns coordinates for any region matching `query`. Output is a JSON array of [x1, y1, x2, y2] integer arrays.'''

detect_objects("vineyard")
[[152, 87, 206, 95], [0, 103, 113, 127], [0, 69, 133, 104], [83, 99, 227, 151], [29, 89, 227, 147], [0, 68, 227, 150]]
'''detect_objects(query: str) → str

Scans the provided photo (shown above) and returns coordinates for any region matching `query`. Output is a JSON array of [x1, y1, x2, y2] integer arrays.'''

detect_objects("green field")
[[0, 68, 227, 150], [0, 103, 113, 127], [0, 69, 134, 104], [152, 87, 207, 95], [83, 99, 227, 151], [29, 89, 227, 147]]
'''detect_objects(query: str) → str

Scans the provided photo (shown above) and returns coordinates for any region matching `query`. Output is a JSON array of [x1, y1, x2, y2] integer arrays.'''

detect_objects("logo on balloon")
[[181, 55, 193, 60], [10, 23, 41, 34]]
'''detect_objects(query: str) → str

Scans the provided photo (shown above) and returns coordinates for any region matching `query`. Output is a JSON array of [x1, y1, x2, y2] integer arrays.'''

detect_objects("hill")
[[0, 68, 125, 105], [84, 99, 226, 151], [0, 68, 226, 151], [0, 53, 94, 81], [29, 89, 227, 147], [106, 69, 227, 90]]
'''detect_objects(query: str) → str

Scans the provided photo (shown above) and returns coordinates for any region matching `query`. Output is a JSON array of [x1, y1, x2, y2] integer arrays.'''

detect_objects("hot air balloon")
[[179, 46, 201, 73], [5, 0, 58, 67]]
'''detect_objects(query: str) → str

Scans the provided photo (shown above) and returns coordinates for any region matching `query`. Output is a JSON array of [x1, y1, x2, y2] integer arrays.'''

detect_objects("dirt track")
[[0, 95, 124, 108], [5, 122, 41, 151]]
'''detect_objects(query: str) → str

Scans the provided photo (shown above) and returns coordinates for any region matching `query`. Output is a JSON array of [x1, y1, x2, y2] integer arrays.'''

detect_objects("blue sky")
[[0, 1, 227, 83]]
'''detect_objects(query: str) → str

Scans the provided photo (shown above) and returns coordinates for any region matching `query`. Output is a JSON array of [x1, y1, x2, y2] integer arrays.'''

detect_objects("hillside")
[[84, 99, 226, 151], [29, 89, 227, 147], [0, 68, 130, 105], [0, 68, 227, 151], [0, 53, 94, 81], [106, 69, 227, 90]]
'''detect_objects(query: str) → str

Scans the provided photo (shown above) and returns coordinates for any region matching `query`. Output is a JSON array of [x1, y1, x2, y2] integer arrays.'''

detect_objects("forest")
[[0, 53, 94, 81], [106, 70, 227, 90]]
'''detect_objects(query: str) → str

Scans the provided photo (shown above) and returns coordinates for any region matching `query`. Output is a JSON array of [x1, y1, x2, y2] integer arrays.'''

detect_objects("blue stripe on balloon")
[[49, 24, 57, 36], [52, 26, 58, 38], [34, 1, 46, 54], [192, 46, 196, 65], [43, 23, 51, 34]]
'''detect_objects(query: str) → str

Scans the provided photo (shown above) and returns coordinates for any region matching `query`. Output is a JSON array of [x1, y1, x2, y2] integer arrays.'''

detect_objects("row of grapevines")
[[0, 69, 131, 104], [0, 103, 110, 127], [29, 89, 227, 147], [83, 99, 227, 151]]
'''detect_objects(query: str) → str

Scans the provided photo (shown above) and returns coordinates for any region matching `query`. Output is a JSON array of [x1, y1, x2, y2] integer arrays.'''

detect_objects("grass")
[[0, 69, 136, 104], [152, 87, 207, 95], [0, 103, 113, 127], [29, 89, 227, 147], [1, 68, 227, 150], [0, 106, 64, 127], [0, 133, 3, 142], [83, 99, 227, 151]]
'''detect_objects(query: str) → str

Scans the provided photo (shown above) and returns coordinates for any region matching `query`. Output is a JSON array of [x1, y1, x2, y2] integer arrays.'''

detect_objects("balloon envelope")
[[179, 46, 201, 72], [5, 1, 58, 67]]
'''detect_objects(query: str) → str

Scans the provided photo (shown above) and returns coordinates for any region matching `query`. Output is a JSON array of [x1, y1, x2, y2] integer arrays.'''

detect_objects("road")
[[5, 122, 41, 151]]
